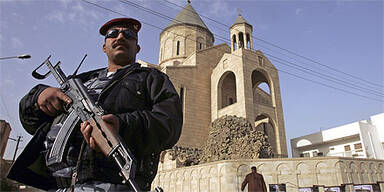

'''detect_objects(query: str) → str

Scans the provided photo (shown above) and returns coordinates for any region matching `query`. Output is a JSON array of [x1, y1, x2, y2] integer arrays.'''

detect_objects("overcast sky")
[[0, 0, 382, 159]]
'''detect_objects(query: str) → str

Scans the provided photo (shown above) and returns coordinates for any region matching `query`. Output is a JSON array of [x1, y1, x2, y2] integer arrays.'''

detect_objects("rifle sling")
[[69, 140, 86, 191]]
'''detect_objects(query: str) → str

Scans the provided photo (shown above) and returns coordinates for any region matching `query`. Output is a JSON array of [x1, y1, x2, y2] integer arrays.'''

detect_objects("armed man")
[[8, 18, 183, 191]]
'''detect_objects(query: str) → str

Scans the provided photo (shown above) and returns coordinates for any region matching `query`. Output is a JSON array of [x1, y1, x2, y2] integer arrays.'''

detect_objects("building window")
[[258, 56, 264, 66], [219, 72, 237, 109], [329, 147, 335, 150], [232, 34, 237, 51], [176, 41, 180, 55], [344, 145, 351, 152], [354, 143, 363, 152], [199, 43, 202, 50], [238, 32, 244, 48], [303, 152, 310, 157], [246, 33, 250, 49], [312, 151, 318, 157]]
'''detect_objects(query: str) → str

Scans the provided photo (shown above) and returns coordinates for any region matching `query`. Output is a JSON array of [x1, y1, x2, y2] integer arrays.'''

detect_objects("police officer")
[[8, 18, 183, 191]]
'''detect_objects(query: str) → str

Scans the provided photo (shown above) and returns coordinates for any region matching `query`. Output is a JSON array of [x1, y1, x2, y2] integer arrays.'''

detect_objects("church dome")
[[163, 1, 212, 35], [159, 1, 214, 66]]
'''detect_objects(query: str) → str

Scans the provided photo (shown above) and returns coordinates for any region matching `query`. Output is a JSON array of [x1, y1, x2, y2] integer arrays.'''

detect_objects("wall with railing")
[[152, 156, 384, 192]]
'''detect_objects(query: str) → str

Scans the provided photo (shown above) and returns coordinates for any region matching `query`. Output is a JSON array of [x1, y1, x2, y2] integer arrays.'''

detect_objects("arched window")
[[246, 33, 250, 49], [258, 56, 264, 66], [197, 37, 204, 50], [255, 115, 277, 155], [238, 32, 244, 48], [232, 34, 237, 51], [218, 72, 237, 109], [252, 70, 274, 107], [176, 41, 180, 55]]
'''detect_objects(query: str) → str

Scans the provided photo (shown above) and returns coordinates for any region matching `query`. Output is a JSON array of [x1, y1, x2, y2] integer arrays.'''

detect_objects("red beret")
[[99, 18, 142, 36]]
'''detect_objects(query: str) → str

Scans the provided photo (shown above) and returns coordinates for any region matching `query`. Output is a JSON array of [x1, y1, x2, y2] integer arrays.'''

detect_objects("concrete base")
[[152, 156, 384, 192]]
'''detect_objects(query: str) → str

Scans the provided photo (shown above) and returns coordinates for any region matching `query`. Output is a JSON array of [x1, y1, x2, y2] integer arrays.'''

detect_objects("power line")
[[81, 0, 163, 31], [0, 95, 24, 136], [81, 0, 383, 102], [162, 0, 233, 33], [239, 54, 383, 102], [274, 68, 384, 103], [80, 0, 383, 103], [161, 0, 383, 89], [116, 0, 384, 99], [160, 0, 384, 92], [265, 54, 384, 97], [246, 55, 384, 102], [247, 41, 382, 91]]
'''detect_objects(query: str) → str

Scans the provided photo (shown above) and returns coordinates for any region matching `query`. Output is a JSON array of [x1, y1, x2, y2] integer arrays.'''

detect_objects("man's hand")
[[80, 114, 120, 151], [37, 87, 72, 116]]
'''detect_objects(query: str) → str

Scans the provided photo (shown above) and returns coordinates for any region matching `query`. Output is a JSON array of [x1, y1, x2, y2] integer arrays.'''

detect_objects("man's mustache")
[[112, 41, 128, 49]]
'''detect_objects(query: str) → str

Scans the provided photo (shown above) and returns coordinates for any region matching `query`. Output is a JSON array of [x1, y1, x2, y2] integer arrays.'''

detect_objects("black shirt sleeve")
[[19, 84, 54, 135]]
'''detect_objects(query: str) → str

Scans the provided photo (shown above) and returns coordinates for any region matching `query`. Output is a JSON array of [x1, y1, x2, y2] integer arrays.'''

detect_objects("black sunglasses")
[[105, 29, 137, 40]]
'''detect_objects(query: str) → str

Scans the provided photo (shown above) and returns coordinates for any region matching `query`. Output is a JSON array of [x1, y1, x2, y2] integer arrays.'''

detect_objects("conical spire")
[[165, 1, 210, 31], [232, 11, 252, 28]]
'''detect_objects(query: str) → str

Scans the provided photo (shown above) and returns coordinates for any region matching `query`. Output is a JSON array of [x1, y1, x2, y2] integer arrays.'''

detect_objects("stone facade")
[[211, 48, 287, 156], [152, 156, 384, 192], [139, 3, 384, 191], [140, 3, 384, 191], [149, 2, 288, 157]]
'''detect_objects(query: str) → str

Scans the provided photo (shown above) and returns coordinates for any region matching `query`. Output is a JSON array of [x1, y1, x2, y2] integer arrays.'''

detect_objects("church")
[[140, 1, 287, 158], [137, 2, 384, 192]]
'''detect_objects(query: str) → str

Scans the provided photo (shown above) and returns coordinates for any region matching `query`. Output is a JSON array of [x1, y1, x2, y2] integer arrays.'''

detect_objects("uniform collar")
[[116, 63, 140, 73], [99, 63, 140, 78]]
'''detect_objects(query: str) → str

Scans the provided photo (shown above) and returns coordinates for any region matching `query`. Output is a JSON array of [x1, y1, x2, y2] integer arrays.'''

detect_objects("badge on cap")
[[134, 25, 139, 30]]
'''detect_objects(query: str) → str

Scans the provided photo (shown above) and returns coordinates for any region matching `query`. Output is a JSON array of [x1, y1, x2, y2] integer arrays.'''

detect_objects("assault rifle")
[[32, 56, 150, 192]]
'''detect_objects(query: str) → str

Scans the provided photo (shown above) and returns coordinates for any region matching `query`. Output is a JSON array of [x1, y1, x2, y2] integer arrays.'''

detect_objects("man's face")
[[103, 26, 140, 66]]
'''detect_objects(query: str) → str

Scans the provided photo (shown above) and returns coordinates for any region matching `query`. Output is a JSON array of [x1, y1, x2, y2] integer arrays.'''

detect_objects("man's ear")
[[102, 43, 106, 53], [136, 44, 141, 53]]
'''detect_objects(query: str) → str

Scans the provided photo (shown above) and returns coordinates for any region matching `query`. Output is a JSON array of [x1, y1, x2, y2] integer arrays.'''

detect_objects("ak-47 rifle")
[[32, 56, 153, 192]]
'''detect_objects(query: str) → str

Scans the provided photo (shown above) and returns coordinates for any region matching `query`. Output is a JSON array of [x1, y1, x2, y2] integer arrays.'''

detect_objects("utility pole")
[[9, 136, 22, 163]]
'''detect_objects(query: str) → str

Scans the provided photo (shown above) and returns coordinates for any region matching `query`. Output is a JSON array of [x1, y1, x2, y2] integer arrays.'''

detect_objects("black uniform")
[[8, 63, 183, 191]]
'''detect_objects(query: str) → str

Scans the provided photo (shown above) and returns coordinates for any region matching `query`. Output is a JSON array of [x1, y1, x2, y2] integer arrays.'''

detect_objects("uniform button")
[[137, 91, 141, 95], [150, 161, 153, 165], [150, 171, 154, 175]]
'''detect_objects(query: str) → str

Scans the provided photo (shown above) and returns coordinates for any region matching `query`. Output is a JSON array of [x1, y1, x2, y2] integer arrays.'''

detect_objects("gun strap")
[[69, 140, 86, 192]]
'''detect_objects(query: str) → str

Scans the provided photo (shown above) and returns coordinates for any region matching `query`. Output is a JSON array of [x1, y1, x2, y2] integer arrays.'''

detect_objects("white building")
[[291, 113, 384, 159]]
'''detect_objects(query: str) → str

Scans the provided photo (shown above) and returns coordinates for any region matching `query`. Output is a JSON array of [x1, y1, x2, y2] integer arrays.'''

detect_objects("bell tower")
[[230, 12, 253, 52], [211, 13, 287, 157]]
